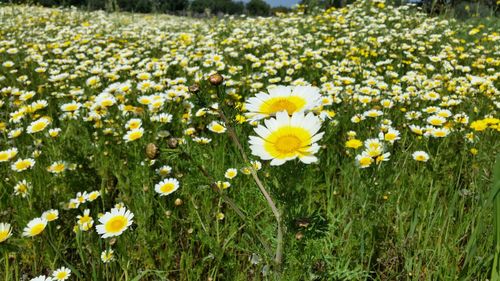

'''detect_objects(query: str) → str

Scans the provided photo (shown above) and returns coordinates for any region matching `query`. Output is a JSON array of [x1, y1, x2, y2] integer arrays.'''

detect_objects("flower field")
[[0, 1, 499, 280]]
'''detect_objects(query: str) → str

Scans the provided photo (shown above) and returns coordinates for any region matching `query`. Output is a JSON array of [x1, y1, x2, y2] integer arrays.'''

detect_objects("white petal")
[[254, 125, 271, 138], [248, 136, 264, 145], [270, 158, 287, 166], [264, 117, 280, 132], [290, 111, 305, 127], [310, 132, 325, 143], [299, 155, 318, 164], [268, 85, 291, 97]]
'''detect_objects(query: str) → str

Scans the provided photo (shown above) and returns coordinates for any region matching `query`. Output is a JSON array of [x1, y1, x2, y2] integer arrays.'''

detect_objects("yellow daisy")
[[42, 209, 59, 222], [47, 161, 66, 173], [0, 223, 12, 243], [11, 158, 35, 172], [26, 117, 51, 134], [224, 168, 238, 179], [207, 121, 226, 134], [52, 266, 71, 281], [0, 147, 18, 162], [249, 111, 324, 166], [412, 151, 430, 162], [95, 207, 134, 238], [244, 86, 322, 121], [123, 128, 144, 142], [154, 178, 180, 196], [101, 249, 115, 263], [22, 217, 47, 237]]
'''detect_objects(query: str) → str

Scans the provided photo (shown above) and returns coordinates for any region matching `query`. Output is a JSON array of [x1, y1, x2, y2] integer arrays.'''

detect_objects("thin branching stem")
[[217, 108, 283, 266]]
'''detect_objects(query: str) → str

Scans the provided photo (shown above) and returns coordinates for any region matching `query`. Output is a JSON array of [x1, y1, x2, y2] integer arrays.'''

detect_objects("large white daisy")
[[96, 207, 134, 238], [244, 86, 322, 121], [248, 111, 324, 166]]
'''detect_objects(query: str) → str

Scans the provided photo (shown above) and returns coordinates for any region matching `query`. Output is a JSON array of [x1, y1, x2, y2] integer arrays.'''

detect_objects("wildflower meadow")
[[0, 1, 499, 280]]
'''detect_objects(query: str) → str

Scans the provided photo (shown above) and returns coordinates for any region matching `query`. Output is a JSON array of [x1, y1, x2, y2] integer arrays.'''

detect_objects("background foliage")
[[0, 0, 498, 16]]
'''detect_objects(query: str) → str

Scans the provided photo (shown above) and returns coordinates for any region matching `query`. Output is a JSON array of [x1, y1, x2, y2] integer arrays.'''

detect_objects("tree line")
[[3, 0, 286, 16], [2, 0, 496, 16]]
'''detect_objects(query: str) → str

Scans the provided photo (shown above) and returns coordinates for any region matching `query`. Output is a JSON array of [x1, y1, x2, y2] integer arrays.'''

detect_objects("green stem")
[[217, 101, 283, 267], [4, 252, 9, 281], [178, 148, 273, 256]]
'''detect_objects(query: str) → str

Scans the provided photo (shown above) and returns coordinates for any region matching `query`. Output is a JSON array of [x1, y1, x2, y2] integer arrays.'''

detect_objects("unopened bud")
[[167, 137, 178, 149], [295, 232, 304, 240], [174, 198, 183, 206], [145, 143, 159, 159], [208, 73, 224, 86], [188, 84, 200, 93]]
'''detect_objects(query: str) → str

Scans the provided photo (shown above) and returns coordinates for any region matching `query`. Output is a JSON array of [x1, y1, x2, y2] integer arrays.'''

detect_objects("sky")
[[241, 0, 301, 7]]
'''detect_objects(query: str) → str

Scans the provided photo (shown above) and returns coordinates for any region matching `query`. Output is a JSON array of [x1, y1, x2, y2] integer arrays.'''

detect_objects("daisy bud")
[[208, 73, 223, 86], [167, 137, 178, 149], [188, 84, 200, 94], [295, 232, 304, 240], [295, 218, 310, 228], [174, 198, 183, 206], [145, 143, 159, 159]]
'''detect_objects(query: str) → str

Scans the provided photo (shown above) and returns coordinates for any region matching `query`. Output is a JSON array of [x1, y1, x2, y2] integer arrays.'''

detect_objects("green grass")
[[0, 1, 499, 280]]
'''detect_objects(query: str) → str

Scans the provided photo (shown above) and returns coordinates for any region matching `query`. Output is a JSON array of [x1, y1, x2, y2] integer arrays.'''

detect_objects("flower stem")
[[178, 148, 273, 256], [217, 109, 283, 266]]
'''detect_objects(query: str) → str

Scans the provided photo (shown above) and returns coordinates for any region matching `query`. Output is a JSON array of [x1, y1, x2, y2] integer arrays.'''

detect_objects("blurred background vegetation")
[[0, 0, 497, 17]]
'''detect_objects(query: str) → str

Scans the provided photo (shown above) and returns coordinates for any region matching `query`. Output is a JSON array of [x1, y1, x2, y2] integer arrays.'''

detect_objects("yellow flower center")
[[46, 213, 57, 221], [433, 131, 447, 137], [129, 122, 140, 130], [128, 131, 143, 141], [51, 163, 65, 172], [56, 272, 68, 279], [359, 157, 372, 167], [79, 216, 92, 224], [105, 216, 127, 233], [275, 135, 301, 154], [138, 97, 151, 105], [385, 133, 397, 141], [430, 119, 443, 126], [0, 230, 10, 242], [15, 160, 32, 170], [416, 155, 427, 161], [31, 121, 48, 132], [101, 100, 114, 107], [64, 104, 78, 111], [211, 123, 226, 133], [367, 148, 382, 157], [345, 139, 363, 149], [30, 223, 46, 236], [0, 152, 9, 161], [17, 184, 27, 193], [160, 183, 175, 194], [264, 126, 311, 158], [260, 97, 305, 115]]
